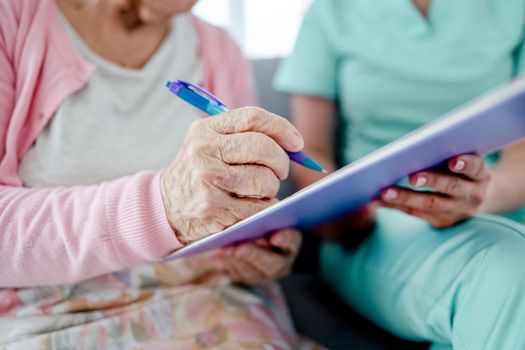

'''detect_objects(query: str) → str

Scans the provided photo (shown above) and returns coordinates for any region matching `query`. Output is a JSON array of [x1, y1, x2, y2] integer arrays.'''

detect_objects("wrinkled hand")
[[161, 107, 304, 244], [379, 154, 491, 228], [221, 229, 302, 286]]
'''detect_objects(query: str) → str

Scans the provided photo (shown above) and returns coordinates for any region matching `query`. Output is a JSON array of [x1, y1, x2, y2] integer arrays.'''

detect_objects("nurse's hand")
[[221, 229, 302, 285], [379, 154, 491, 228], [161, 107, 304, 244]]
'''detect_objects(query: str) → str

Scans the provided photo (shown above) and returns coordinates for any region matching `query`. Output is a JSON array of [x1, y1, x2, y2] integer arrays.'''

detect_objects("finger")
[[255, 238, 271, 249], [409, 170, 483, 201], [380, 202, 433, 220], [206, 107, 304, 152], [226, 197, 278, 222], [381, 186, 457, 214], [380, 202, 458, 228], [218, 132, 290, 179], [234, 243, 289, 278], [226, 257, 269, 285], [269, 229, 302, 256], [216, 165, 280, 198], [448, 154, 489, 181]]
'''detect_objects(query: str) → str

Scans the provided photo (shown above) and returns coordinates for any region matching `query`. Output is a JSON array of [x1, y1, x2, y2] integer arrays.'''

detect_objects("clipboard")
[[162, 77, 525, 261]]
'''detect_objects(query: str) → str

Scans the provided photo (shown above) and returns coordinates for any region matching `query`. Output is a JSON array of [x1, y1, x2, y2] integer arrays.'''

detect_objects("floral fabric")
[[0, 253, 322, 349]]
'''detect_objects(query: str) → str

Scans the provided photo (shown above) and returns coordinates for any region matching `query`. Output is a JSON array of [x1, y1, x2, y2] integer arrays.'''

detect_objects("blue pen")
[[166, 80, 327, 173]]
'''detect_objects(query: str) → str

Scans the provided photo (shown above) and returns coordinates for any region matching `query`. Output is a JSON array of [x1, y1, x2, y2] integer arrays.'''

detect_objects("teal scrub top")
[[275, 0, 525, 222]]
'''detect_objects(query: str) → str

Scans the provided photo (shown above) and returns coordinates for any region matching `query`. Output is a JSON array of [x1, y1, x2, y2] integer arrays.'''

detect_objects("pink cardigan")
[[0, 0, 255, 287]]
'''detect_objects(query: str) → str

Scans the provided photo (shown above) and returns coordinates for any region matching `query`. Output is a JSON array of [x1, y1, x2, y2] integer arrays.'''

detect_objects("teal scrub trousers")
[[321, 208, 525, 349]]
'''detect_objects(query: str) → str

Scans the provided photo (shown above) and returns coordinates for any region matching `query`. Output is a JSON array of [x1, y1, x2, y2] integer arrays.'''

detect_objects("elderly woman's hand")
[[161, 107, 304, 244], [379, 154, 491, 228], [221, 229, 302, 286]]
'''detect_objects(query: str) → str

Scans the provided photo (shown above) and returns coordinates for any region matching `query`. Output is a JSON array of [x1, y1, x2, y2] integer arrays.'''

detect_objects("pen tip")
[[322, 169, 328, 174]]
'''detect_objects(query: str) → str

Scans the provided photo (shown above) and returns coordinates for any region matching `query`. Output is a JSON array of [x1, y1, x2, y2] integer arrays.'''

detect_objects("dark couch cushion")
[[280, 273, 429, 350]]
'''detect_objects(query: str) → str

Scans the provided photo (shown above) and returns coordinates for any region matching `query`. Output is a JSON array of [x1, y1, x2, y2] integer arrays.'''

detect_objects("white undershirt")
[[19, 13, 203, 187]]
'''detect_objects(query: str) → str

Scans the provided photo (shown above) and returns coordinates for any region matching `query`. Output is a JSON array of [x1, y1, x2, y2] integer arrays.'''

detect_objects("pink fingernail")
[[454, 159, 466, 171], [415, 175, 427, 188], [383, 188, 398, 201]]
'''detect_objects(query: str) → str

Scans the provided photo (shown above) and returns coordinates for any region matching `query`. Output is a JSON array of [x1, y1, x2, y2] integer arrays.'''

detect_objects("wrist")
[[105, 171, 182, 264], [160, 168, 189, 245]]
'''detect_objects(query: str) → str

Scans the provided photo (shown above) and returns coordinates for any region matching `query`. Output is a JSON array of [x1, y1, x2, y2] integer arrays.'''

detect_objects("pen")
[[166, 80, 327, 173]]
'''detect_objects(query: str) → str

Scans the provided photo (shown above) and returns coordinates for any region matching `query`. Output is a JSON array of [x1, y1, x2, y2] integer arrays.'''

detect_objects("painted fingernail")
[[454, 159, 466, 171], [415, 175, 427, 188], [383, 188, 398, 201]]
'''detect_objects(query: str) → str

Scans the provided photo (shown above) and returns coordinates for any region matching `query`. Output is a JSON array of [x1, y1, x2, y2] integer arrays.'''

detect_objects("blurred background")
[[191, 2, 431, 349], [194, 0, 312, 59]]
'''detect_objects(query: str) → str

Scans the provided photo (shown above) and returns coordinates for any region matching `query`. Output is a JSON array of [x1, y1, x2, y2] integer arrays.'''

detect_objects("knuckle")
[[239, 246, 257, 262], [444, 176, 461, 195], [216, 135, 232, 161], [187, 139, 210, 157], [403, 206, 416, 215], [253, 136, 288, 177], [190, 118, 208, 133], [195, 166, 222, 184], [251, 131, 273, 150], [219, 165, 238, 189], [471, 189, 486, 204], [243, 167, 261, 194], [394, 189, 407, 204], [276, 150, 290, 179], [426, 195, 442, 212], [238, 106, 265, 126], [265, 112, 285, 130], [474, 160, 485, 177], [260, 167, 280, 197]]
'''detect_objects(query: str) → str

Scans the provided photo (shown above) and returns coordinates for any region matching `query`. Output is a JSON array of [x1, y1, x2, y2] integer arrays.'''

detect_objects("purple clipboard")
[[162, 77, 525, 261]]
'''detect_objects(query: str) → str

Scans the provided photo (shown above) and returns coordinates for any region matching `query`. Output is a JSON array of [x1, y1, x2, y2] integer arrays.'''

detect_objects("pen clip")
[[170, 80, 227, 108]]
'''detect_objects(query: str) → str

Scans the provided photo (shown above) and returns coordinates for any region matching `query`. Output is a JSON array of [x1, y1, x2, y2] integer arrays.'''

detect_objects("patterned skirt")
[[0, 252, 323, 349]]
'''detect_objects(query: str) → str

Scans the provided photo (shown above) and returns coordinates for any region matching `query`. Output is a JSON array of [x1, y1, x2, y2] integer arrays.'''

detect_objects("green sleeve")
[[274, 0, 338, 99]]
